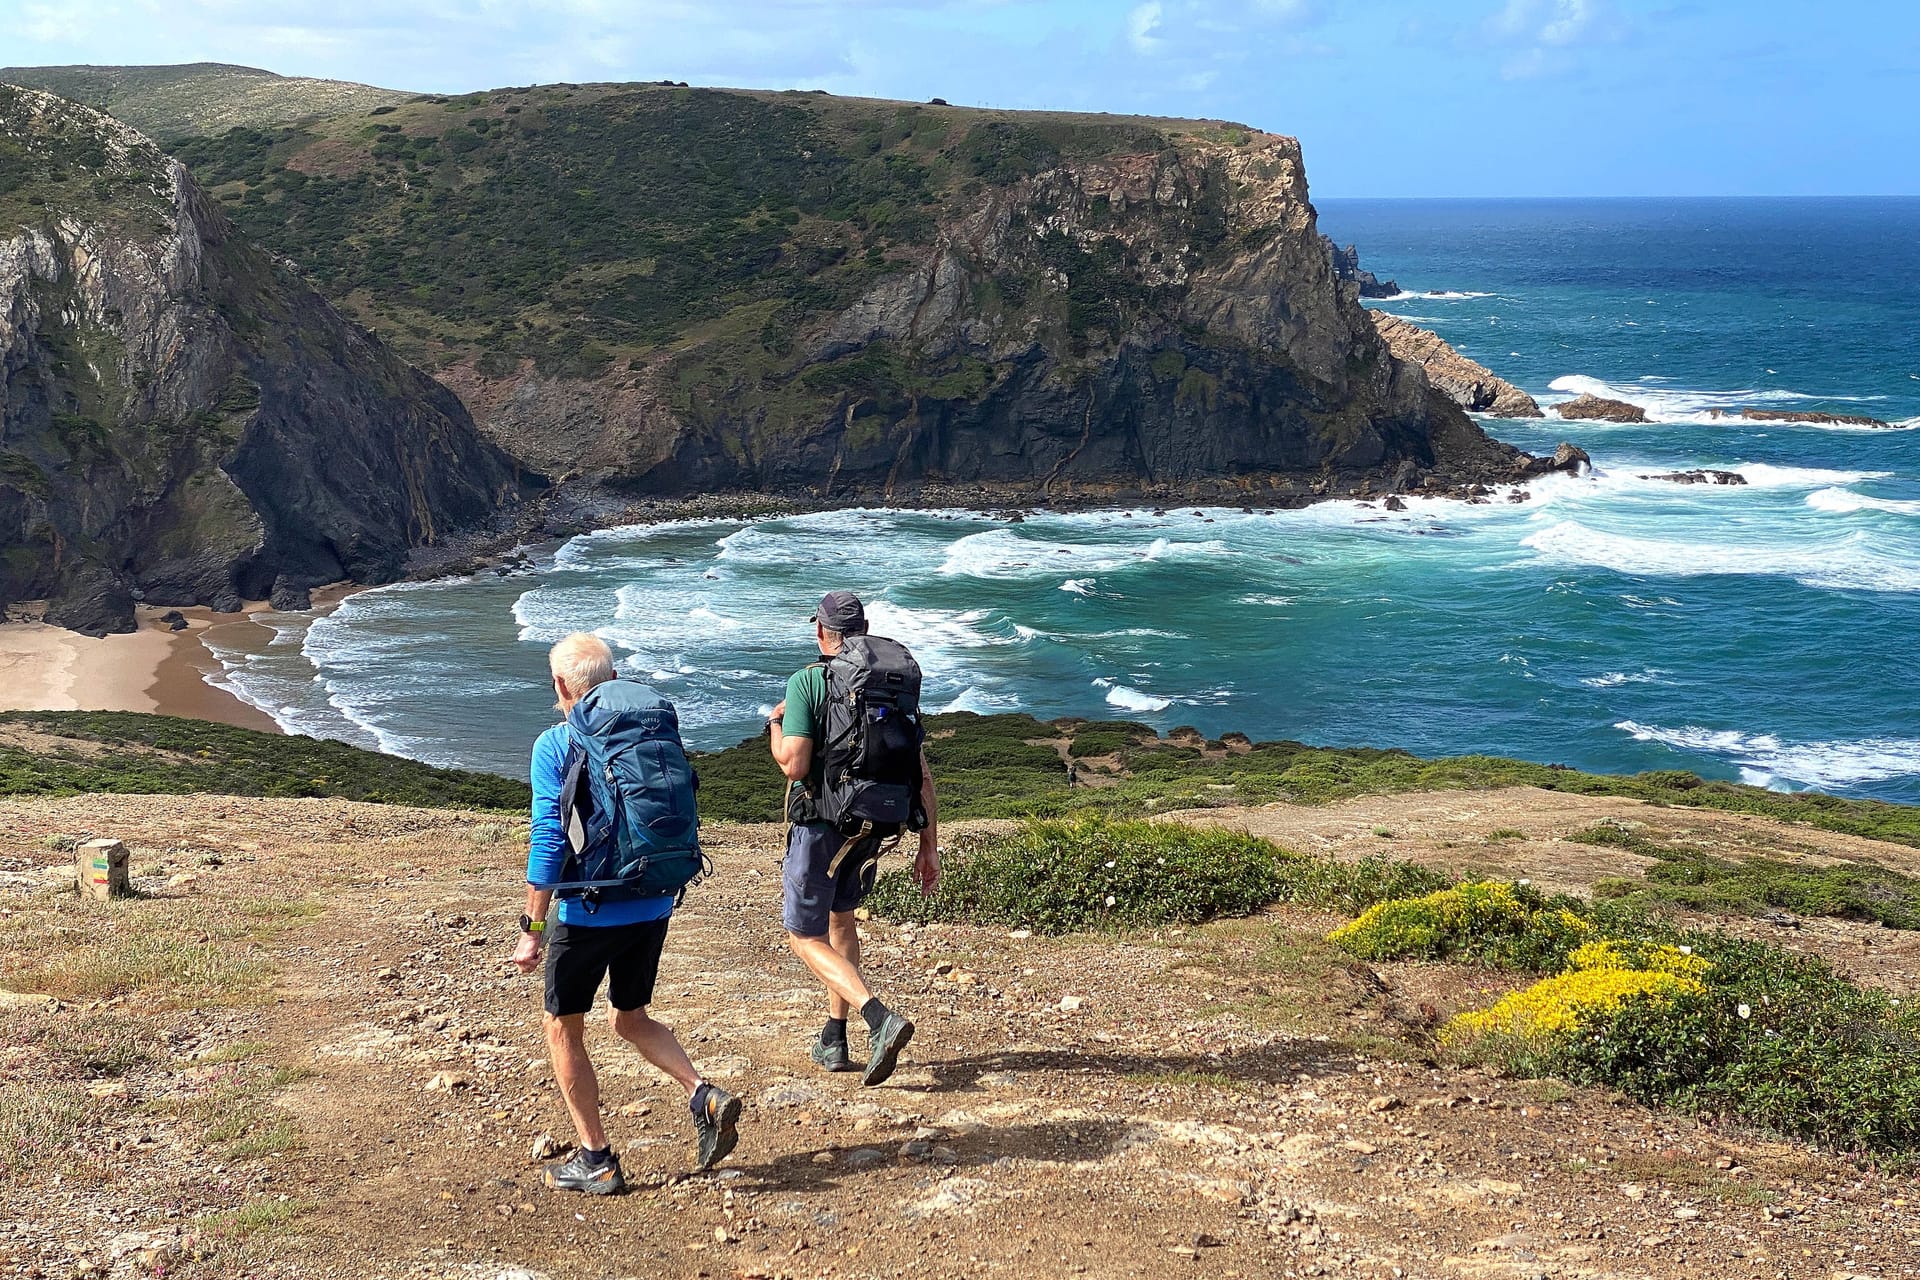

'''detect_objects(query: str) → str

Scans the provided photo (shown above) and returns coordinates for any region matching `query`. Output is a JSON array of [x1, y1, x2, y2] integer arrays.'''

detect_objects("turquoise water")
[[204, 199, 1920, 800]]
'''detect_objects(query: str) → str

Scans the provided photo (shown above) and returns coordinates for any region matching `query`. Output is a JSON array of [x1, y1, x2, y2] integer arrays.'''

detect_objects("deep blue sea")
[[204, 199, 1920, 800]]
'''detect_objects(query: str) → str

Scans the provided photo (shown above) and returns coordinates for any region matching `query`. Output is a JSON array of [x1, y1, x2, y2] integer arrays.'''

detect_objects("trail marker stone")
[[76, 839, 130, 900]]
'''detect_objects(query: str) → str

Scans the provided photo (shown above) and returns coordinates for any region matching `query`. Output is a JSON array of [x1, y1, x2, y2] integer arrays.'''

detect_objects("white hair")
[[548, 632, 615, 699]]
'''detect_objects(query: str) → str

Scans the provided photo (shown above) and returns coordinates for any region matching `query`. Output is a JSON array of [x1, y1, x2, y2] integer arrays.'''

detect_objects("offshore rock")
[[1369, 314, 1542, 418], [1554, 394, 1648, 423], [1707, 407, 1893, 428], [1324, 237, 1401, 298], [0, 87, 537, 634], [1642, 469, 1747, 486]]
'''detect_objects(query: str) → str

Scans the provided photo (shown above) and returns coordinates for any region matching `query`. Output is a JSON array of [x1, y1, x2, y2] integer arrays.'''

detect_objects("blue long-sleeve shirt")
[[527, 723, 674, 928]]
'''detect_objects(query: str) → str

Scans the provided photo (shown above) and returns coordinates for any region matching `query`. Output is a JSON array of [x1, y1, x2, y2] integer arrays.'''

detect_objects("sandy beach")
[[0, 604, 282, 732]]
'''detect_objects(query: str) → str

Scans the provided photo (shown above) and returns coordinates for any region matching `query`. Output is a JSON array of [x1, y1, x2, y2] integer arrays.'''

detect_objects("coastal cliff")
[[0, 87, 534, 634], [178, 86, 1548, 513]]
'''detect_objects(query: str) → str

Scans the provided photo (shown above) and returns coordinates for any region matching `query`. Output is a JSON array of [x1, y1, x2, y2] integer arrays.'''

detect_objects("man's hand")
[[770, 699, 786, 725], [508, 931, 543, 975], [913, 834, 941, 896]]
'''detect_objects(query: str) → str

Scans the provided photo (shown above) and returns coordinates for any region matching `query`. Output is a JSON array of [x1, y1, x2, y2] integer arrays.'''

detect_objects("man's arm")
[[914, 745, 940, 894], [511, 730, 567, 973], [767, 699, 814, 782]]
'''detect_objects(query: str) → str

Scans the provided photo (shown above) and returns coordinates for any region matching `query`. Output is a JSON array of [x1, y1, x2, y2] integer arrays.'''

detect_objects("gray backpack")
[[815, 635, 926, 833]]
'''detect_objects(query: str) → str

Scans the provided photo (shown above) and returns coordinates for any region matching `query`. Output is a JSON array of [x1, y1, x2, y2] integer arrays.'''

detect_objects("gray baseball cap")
[[810, 590, 867, 632]]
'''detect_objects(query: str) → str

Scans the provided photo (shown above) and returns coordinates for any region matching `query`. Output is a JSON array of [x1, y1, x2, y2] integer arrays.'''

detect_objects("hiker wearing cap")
[[767, 591, 940, 1085], [509, 632, 742, 1193]]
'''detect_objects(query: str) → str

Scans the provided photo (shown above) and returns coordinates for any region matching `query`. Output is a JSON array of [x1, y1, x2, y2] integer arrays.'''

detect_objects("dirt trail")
[[2, 791, 1917, 1280]]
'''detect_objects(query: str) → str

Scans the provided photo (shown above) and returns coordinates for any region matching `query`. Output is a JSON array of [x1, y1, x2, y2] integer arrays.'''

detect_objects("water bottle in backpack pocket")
[[545, 679, 707, 905], [816, 635, 926, 831]]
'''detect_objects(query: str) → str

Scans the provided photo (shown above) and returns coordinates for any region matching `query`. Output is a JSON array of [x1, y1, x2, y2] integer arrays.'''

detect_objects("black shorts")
[[543, 917, 671, 1017]]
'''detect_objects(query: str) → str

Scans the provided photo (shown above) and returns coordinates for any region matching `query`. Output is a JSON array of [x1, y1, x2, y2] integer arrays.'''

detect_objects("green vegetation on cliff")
[[168, 86, 1216, 381], [0, 712, 525, 809], [694, 710, 1920, 849], [0, 63, 408, 142], [12, 710, 1919, 864]]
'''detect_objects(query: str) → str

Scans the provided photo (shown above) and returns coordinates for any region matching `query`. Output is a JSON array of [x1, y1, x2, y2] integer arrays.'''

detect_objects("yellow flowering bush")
[[1568, 939, 1711, 980], [1441, 965, 1707, 1046], [1328, 881, 1592, 968]]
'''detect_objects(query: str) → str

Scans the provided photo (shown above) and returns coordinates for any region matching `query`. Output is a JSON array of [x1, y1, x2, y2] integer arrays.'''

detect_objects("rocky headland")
[[6, 79, 1581, 634], [1367, 312, 1543, 418], [0, 87, 536, 634]]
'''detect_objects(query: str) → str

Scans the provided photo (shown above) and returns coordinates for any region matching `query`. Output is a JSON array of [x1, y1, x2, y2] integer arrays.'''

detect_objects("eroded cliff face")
[[448, 129, 1530, 507], [0, 88, 534, 633]]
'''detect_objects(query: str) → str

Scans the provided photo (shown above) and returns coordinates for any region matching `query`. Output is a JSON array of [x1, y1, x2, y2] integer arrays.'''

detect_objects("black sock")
[[822, 1017, 848, 1046], [689, 1080, 711, 1119], [582, 1145, 613, 1165], [859, 997, 890, 1034]]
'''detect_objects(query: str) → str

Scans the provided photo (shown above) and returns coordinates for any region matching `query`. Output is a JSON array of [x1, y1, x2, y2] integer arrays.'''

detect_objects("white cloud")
[[1127, 1, 1165, 54], [1488, 0, 1610, 79]]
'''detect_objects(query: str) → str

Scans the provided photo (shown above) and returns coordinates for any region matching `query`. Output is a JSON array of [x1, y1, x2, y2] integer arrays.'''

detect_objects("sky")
[[5, 0, 1918, 197]]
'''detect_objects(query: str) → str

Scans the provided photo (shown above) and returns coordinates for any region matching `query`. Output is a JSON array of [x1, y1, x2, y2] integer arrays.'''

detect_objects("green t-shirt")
[[781, 661, 829, 806]]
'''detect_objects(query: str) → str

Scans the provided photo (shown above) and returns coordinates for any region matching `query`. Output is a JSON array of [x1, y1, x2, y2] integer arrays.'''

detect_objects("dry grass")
[[0, 1083, 93, 1180]]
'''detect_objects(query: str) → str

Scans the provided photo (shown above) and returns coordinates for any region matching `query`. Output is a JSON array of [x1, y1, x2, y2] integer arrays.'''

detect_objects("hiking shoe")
[[810, 1035, 858, 1073], [543, 1148, 625, 1196], [862, 1011, 915, 1087], [691, 1083, 742, 1172]]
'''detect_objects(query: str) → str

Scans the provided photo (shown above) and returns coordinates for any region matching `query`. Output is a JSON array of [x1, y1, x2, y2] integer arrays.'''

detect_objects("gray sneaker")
[[691, 1083, 742, 1172], [543, 1148, 625, 1195], [862, 1011, 915, 1087], [810, 1035, 858, 1073]]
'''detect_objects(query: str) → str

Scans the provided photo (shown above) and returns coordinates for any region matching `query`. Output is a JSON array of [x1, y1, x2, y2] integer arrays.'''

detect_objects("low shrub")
[[869, 815, 1287, 932], [1337, 883, 1920, 1158], [868, 816, 1452, 933], [1572, 821, 1920, 929], [1328, 881, 1593, 970]]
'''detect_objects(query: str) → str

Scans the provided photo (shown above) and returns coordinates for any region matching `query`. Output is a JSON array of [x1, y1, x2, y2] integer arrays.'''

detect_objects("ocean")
[[201, 198, 1920, 801]]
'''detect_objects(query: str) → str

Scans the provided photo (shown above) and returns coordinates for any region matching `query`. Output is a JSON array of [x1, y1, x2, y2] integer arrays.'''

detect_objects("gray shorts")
[[782, 822, 882, 937]]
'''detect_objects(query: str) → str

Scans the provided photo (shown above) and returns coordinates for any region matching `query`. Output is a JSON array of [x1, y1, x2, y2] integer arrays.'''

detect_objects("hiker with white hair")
[[508, 632, 742, 1192]]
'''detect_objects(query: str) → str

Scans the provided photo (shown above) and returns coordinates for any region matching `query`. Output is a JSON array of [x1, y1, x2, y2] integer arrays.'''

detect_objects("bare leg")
[[825, 909, 863, 1020], [787, 928, 872, 1014], [609, 1006, 701, 1096], [544, 1012, 607, 1151]]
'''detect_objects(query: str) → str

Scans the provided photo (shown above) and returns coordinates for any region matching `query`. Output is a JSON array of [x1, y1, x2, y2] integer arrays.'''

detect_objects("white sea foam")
[[1807, 487, 1920, 517], [1522, 521, 1920, 593], [1615, 721, 1920, 790], [939, 686, 1023, 714], [1376, 290, 1497, 301], [1545, 374, 1895, 427], [938, 528, 1231, 580], [1580, 669, 1668, 689], [1237, 593, 1297, 607], [1060, 578, 1097, 595], [1103, 683, 1172, 713], [1733, 463, 1892, 489]]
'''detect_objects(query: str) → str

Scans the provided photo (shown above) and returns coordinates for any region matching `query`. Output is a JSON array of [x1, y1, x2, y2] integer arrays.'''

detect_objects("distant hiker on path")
[[509, 632, 742, 1192], [767, 590, 940, 1085]]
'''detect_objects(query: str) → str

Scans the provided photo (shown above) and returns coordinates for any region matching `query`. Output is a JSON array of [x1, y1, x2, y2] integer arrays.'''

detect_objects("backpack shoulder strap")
[[556, 737, 591, 856]]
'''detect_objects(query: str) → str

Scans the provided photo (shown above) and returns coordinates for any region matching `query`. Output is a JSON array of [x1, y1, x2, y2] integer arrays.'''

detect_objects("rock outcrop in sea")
[[1367, 313, 1543, 418], [0, 87, 535, 634], [1324, 237, 1401, 298], [1555, 394, 1649, 423], [1707, 408, 1894, 429]]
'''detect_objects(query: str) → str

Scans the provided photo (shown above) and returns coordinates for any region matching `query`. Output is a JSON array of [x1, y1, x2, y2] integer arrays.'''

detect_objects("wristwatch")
[[518, 913, 546, 936]]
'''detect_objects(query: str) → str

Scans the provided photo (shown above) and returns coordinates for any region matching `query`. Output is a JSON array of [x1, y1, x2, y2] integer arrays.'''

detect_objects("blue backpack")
[[549, 679, 707, 906]]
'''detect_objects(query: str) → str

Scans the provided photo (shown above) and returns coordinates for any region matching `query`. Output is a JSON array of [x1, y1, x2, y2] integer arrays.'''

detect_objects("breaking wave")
[[1521, 522, 1920, 593], [1615, 721, 1920, 790]]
